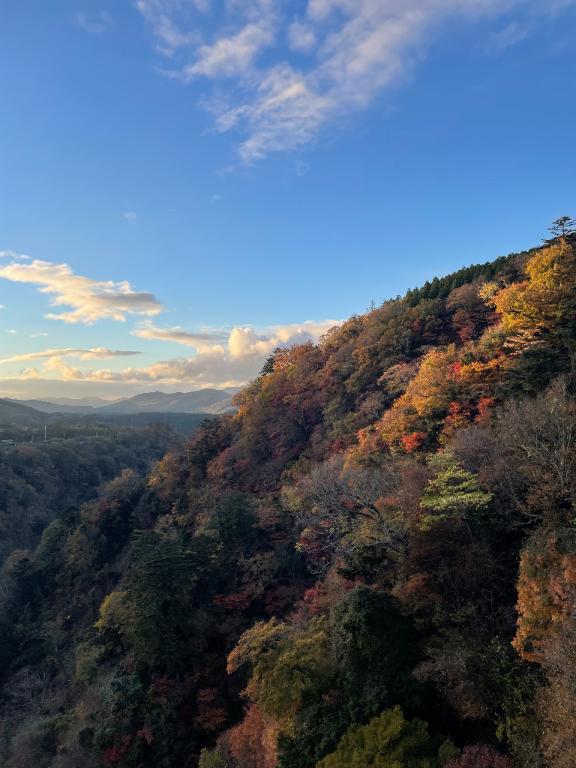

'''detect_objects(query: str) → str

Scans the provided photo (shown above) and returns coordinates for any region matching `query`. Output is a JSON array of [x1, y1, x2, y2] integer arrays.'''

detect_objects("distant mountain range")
[[94, 389, 237, 415], [35, 396, 116, 410], [0, 398, 46, 427], [5, 388, 239, 417], [8, 398, 101, 415]]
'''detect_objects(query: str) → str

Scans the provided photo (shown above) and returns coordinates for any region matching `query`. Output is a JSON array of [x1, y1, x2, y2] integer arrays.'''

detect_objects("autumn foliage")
[[1, 234, 576, 768]]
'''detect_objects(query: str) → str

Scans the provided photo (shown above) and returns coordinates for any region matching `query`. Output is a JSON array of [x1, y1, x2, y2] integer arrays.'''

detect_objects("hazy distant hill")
[[10, 398, 98, 414], [13, 388, 237, 416], [38, 396, 115, 410], [95, 388, 236, 415], [0, 398, 44, 426]]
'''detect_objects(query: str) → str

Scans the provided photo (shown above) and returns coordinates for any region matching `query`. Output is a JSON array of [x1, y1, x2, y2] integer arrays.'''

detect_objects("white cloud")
[[0, 304, 5, 310], [122, 211, 139, 222], [0, 253, 164, 324], [136, 0, 575, 161], [1, 319, 339, 390], [74, 11, 114, 35], [29, 332, 49, 339], [7, 329, 17, 335], [227, 320, 337, 358], [0, 348, 141, 366]]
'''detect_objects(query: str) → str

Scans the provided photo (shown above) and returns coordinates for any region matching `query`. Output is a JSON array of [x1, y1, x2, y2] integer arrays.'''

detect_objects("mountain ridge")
[[94, 388, 236, 415], [9, 387, 239, 416]]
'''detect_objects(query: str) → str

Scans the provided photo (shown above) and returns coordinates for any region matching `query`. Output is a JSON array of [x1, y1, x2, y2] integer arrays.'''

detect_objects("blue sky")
[[1, 0, 575, 398]]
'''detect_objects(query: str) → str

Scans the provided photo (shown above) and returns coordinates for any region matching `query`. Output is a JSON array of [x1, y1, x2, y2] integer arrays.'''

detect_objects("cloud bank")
[[2, 320, 339, 393]]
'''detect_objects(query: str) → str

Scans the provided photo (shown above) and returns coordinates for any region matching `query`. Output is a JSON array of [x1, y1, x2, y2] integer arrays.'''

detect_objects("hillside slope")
[[1, 236, 575, 768], [0, 426, 180, 566], [11, 399, 101, 414], [0, 398, 45, 427]]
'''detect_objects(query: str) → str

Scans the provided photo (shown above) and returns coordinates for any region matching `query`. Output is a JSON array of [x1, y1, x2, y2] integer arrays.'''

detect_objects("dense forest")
[[0, 401, 210, 439], [0, 426, 180, 566], [1, 231, 576, 768]]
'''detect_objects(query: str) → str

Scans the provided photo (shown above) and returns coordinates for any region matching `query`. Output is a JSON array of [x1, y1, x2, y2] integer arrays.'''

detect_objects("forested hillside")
[[0, 427, 179, 565], [1, 234, 576, 768]]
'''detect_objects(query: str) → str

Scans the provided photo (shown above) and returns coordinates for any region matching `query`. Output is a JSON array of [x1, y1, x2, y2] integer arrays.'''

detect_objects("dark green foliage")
[[209, 492, 258, 551], [329, 587, 419, 719], [546, 216, 576, 239], [126, 530, 211, 671], [278, 588, 421, 768], [278, 701, 352, 768], [403, 254, 520, 307], [499, 336, 573, 396]]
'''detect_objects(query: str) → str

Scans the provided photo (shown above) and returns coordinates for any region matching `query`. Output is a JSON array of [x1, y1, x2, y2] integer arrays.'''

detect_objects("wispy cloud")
[[132, 321, 228, 350], [0, 252, 164, 324], [122, 211, 139, 222], [0, 348, 141, 366], [136, 0, 576, 162], [180, 21, 275, 80], [0, 250, 29, 261], [486, 20, 531, 52], [74, 11, 114, 35], [288, 21, 317, 54], [135, 0, 204, 55]]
